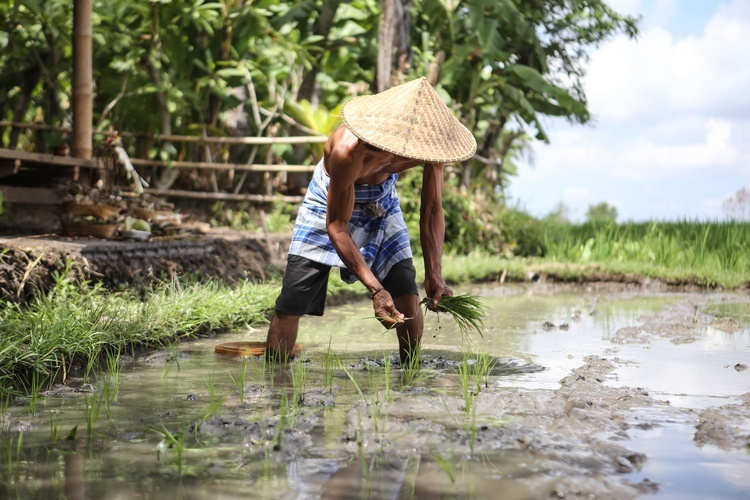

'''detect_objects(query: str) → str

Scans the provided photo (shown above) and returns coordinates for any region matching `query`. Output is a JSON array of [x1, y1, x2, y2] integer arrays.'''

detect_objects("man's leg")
[[381, 258, 422, 364], [266, 311, 301, 361], [265, 255, 331, 362], [393, 293, 423, 365]]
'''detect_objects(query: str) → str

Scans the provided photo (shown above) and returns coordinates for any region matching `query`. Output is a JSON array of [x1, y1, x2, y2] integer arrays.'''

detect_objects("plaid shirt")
[[288, 159, 413, 283]]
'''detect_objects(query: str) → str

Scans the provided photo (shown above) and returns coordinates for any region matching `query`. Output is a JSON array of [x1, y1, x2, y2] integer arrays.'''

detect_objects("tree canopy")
[[586, 201, 618, 224], [0, 0, 639, 193]]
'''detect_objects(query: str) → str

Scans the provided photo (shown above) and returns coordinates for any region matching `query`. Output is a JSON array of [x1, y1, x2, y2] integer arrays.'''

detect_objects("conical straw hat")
[[340, 77, 477, 163]]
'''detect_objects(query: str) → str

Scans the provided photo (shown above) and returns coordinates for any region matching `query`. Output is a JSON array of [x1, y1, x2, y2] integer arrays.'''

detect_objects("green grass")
[[0, 277, 280, 389], [1, 219, 747, 393], [540, 220, 750, 287]]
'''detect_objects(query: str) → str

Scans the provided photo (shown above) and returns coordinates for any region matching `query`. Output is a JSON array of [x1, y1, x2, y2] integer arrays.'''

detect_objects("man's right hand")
[[372, 288, 404, 328]]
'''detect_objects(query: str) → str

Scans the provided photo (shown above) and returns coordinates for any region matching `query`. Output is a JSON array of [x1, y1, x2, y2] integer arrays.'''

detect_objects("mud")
[[1, 285, 749, 498], [0, 229, 286, 303]]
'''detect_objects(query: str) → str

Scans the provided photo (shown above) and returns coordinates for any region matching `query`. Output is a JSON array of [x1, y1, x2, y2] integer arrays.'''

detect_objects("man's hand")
[[424, 275, 453, 312], [372, 288, 404, 328]]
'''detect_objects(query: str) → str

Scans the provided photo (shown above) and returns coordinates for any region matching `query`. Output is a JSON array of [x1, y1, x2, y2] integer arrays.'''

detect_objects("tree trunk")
[[291, 0, 341, 191], [377, 0, 396, 92], [394, 0, 412, 74], [144, 58, 178, 190], [298, 0, 340, 103], [8, 66, 41, 149], [71, 0, 93, 160]]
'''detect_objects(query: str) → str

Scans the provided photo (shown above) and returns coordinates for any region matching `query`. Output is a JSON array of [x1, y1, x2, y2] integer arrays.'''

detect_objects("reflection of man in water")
[[265, 78, 477, 363]]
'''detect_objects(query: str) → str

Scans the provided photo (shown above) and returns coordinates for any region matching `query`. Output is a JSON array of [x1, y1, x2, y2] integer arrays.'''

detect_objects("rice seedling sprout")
[[423, 294, 487, 338]]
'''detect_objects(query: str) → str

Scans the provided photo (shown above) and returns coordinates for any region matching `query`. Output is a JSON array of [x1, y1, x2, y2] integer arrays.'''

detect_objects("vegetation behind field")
[[1, 213, 747, 390]]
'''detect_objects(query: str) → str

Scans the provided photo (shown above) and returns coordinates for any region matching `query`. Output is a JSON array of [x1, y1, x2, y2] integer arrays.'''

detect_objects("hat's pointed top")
[[340, 78, 477, 163]]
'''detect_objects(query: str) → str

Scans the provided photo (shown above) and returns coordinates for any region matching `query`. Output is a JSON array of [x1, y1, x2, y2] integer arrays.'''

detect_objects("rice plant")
[[229, 355, 249, 404], [200, 372, 225, 425], [152, 424, 187, 476], [162, 343, 182, 380], [82, 390, 104, 436], [456, 356, 476, 421], [289, 355, 308, 411], [382, 354, 394, 404], [400, 343, 425, 387], [322, 337, 338, 393], [423, 294, 487, 338], [0, 388, 12, 431], [542, 220, 750, 288], [24, 371, 46, 416]]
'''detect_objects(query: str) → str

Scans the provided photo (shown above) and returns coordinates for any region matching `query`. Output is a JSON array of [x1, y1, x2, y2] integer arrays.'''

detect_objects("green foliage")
[[398, 169, 548, 257], [0, 274, 280, 389], [586, 202, 618, 224], [542, 220, 750, 285], [1, 0, 638, 194]]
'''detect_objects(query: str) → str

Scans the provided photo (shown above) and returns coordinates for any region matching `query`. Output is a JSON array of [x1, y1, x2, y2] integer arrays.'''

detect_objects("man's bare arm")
[[326, 143, 404, 324], [420, 162, 452, 306]]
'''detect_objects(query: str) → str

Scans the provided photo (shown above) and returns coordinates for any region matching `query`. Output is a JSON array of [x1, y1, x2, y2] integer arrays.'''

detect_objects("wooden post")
[[71, 0, 93, 161]]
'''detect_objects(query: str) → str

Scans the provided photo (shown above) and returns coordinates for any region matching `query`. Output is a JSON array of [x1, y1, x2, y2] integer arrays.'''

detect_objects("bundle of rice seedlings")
[[422, 294, 487, 337]]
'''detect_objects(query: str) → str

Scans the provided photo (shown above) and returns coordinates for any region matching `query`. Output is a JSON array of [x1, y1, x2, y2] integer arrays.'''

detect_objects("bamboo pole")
[[0, 121, 327, 145], [144, 188, 303, 204], [71, 0, 93, 160], [129, 157, 315, 173]]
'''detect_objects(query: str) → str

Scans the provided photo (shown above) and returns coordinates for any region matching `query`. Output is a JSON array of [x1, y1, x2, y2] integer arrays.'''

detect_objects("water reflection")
[[1, 284, 749, 499]]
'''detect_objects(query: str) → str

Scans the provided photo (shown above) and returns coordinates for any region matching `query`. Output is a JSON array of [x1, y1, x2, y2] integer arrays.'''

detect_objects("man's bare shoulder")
[[325, 125, 359, 162]]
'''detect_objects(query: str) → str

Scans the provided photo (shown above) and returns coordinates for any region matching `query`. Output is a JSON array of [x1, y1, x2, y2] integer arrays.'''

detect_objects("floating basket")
[[214, 341, 303, 358]]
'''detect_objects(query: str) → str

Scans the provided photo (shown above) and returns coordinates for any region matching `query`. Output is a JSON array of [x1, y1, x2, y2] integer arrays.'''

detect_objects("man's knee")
[[382, 258, 418, 298]]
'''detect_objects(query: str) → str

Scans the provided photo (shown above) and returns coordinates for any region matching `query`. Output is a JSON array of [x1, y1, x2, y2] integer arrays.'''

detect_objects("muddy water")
[[1, 284, 749, 499]]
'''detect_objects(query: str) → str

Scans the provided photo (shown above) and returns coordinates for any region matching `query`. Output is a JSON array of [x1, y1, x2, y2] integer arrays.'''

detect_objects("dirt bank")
[[0, 229, 288, 304]]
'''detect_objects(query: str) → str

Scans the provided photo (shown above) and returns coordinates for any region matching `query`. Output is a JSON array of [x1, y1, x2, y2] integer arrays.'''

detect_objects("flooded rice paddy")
[[1, 283, 749, 499]]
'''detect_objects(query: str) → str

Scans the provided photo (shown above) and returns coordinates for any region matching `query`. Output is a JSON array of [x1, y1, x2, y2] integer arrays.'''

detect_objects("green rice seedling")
[[101, 349, 122, 418], [473, 351, 496, 393], [105, 347, 122, 401], [341, 365, 367, 401], [201, 372, 225, 425], [23, 371, 46, 416], [48, 412, 60, 448], [400, 344, 425, 387], [82, 390, 104, 436], [162, 343, 182, 380], [382, 354, 393, 403], [322, 337, 338, 393], [434, 452, 456, 483], [424, 294, 487, 338], [365, 364, 382, 432], [290, 354, 308, 409], [456, 355, 475, 421], [152, 424, 187, 476], [82, 351, 98, 384], [229, 355, 249, 405], [0, 388, 12, 431], [273, 396, 291, 450], [5, 431, 24, 481]]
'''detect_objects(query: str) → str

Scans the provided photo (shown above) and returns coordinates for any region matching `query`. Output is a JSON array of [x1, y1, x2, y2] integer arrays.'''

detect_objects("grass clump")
[[423, 294, 488, 338]]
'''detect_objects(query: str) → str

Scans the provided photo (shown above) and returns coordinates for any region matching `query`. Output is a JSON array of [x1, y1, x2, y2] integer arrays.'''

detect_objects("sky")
[[508, 0, 750, 222]]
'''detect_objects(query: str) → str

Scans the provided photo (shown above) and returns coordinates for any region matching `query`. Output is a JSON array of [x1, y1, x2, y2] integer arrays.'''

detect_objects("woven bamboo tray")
[[214, 341, 303, 358]]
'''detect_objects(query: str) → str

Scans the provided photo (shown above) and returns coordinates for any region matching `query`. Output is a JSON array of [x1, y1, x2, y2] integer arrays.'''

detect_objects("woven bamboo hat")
[[340, 77, 477, 163]]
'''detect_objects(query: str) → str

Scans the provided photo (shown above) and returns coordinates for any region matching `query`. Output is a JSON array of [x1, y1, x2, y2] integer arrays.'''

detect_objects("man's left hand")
[[424, 276, 453, 311]]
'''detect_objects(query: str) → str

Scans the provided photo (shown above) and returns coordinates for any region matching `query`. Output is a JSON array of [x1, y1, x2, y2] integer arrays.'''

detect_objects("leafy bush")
[[397, 169, 547, 257]]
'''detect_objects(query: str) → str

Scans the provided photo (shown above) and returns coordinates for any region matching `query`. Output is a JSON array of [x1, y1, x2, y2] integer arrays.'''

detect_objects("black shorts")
[[274, 255, 418, 316]]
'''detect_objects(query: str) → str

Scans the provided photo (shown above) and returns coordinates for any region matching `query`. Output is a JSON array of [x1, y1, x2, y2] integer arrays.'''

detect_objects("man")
[[265, 77, 477, 363]]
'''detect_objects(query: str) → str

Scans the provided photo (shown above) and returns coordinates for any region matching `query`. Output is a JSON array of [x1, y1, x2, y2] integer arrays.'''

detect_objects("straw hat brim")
[[340, 78, 477, 163]]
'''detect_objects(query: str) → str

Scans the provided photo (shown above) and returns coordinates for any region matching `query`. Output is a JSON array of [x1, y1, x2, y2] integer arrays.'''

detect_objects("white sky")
[[508, 0, 750, 222]]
